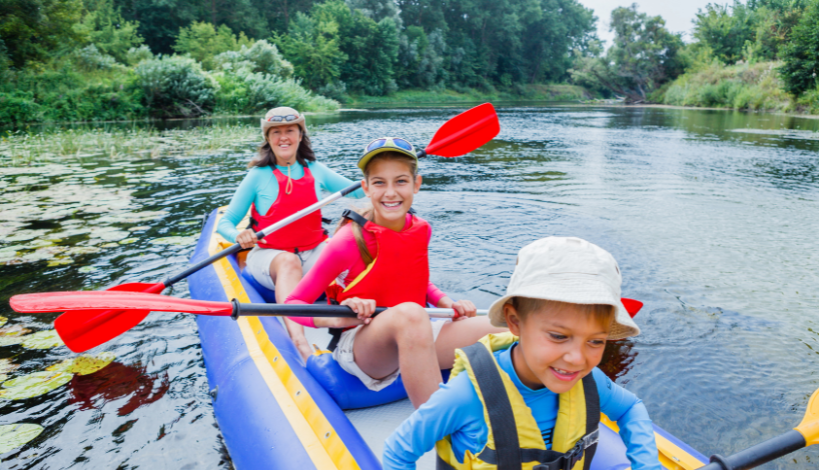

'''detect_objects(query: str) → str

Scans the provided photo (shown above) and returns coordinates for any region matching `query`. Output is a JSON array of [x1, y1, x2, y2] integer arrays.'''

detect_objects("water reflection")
[[1, 105, 818, 468]]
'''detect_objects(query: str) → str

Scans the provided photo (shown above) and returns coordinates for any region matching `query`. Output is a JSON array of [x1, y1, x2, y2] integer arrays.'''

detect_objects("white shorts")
[[245, 241, 327, 291], [332, 318, 449, 391]]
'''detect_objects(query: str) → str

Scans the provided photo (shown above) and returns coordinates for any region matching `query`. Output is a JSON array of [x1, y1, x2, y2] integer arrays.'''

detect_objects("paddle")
[[10, 291, 486, 319], [698, 386, 819, 469], [49, 103, 501, 353]]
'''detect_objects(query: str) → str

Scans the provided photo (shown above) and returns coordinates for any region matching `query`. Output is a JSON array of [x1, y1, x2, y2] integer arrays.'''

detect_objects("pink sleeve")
[[426, 281, 447, 307], [284, 226, 361, 328], [423, 220, 447, 306]]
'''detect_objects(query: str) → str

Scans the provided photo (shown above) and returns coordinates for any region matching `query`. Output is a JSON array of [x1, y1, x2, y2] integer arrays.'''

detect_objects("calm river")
[[1, 105, 818, 468]]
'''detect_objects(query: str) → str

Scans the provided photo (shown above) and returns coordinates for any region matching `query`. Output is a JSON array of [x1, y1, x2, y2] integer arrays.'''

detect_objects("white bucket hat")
[[261, 107, 306, 136], [488, 237, 640, 340]]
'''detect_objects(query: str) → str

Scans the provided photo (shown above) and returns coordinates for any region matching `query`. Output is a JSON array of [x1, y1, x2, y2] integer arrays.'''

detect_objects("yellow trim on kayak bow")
[[600, 415, 703, 470], [209, 207, 360, 470]]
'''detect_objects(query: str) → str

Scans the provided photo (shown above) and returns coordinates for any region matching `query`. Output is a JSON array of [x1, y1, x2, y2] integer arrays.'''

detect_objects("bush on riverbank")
[[662, 61, 793, 112], [344, 84, 593, 105]]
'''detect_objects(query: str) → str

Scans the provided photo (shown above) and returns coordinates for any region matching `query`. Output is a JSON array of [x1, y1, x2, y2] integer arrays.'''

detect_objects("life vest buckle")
[[533, 429, 598, 470]]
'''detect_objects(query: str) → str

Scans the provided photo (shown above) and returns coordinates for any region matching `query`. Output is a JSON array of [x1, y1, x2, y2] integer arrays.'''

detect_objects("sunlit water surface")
[[1, 106, 818, 468]]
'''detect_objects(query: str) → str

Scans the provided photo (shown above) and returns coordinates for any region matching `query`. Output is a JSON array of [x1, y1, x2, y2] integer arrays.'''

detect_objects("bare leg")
[[269, 252, 313, 361], [352, 303, 442, 408], [434, 317, 507, 369]]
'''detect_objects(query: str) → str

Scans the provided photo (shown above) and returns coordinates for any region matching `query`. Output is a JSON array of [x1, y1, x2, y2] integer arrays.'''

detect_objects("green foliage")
[[213, 69, 339, 113], [0, 0, 86, 68], [133, 55, 217, 117], [73, 44, 118, 71], [570, 4, 683, 102], [173, 22, 252, 70], [779, 0, 819, 96], [125, 45, 154, 66], [274, 11, 346, 89], [693, 2, 754, 65], [74, 0, 144, 63], [662, 60, 791, 111]]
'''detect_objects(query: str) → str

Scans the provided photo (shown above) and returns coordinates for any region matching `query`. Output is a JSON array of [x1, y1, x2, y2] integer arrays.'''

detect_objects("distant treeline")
[[2, 0, 818, 125], [573, 0, 819, 112]]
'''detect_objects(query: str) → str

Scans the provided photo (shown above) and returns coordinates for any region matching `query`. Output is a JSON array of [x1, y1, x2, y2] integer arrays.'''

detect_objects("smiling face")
[[504, 300, 613, 394], [266, 124, 302, 165], [361, 155, 422, 232]]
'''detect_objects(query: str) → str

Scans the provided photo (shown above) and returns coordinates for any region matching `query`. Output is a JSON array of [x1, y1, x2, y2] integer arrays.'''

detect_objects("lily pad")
[[0, 373, 6, 382], [149, 236, 197, 246], [118, 238, 139, 245], [0, 325, 32, 337], [0, 423, 44, 453], [0, 358, 19, 374], [0, 336, 26, 347], [21, 330, 64, 350], [127, 226, 150, 232], [0, 316, 6, 327], [47, 258, 74, 267], [78, 266, 98, 273], [0, 371, 72, 400], [47, 352, 116, 376], [3, 229, 49, 243]]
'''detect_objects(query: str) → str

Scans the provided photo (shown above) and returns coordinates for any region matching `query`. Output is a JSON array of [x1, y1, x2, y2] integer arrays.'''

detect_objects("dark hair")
[[248, 127, 316, 169]]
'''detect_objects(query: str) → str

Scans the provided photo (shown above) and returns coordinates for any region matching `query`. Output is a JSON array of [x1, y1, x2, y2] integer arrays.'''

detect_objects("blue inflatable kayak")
[[189, 207, 709, 469]]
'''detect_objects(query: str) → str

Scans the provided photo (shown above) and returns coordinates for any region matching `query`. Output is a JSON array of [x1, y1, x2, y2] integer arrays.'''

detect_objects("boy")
[[383, 237, 661, 470]]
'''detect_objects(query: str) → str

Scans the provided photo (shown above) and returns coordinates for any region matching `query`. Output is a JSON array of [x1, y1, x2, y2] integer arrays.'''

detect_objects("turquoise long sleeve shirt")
[[383, 344, 661, 470], [217, 161, 365, 244]]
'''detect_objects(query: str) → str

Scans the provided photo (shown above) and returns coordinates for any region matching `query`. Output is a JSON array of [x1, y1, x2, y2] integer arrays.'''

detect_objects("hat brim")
[[487, 279, 640, 340], [358, 146, 418, 172], [261, 117, 306, 135]]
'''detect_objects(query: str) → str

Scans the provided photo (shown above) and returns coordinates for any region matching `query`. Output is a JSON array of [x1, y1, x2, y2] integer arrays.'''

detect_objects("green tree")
[[74, 0, 143, 63], [173, 22, 252, 70], [693, 2, 754, 64], [571, 4, 683, 102], [779, 0, 819, 96], [274, 11, 346, 89], [0, 0, 85, 67]]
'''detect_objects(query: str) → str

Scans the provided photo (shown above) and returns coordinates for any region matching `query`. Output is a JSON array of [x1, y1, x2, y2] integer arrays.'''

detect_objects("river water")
[[1, 105, 818, 468]]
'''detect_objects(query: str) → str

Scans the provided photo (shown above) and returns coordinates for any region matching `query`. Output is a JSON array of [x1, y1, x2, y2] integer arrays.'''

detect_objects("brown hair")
[[334, 151, 419, 265], [248, 127, 316, 169], [510, 297, 615, 329]]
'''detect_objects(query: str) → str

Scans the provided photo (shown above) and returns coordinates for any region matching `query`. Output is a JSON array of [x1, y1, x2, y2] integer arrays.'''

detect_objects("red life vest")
[[327, 213, 430, 307], [250, 165, 327, 252]]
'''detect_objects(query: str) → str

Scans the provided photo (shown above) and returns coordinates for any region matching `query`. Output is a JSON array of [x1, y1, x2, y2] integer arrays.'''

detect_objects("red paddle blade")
[[10, 291, 233, 315], [10, 290, 232, 353], [52, 282, 166, 352], [621, 298, 643, 317], [425, 103, 500, 157], [55, 309, 152, 353]]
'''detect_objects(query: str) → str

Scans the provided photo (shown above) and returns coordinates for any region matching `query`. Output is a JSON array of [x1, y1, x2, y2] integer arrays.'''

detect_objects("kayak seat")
[[307, 351, 452, 410], [307, 351, 409, 409], [240, 268, 277, 303]]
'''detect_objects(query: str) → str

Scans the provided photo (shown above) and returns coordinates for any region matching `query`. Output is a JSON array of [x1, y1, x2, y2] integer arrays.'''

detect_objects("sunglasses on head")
[[267, 114, 299, 122], [366, 137, 414, 153]]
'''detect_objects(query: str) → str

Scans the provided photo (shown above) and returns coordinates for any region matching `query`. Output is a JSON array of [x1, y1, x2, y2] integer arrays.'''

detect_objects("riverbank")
[[659, 60, 819, 115], [344, 84, 593, 105]]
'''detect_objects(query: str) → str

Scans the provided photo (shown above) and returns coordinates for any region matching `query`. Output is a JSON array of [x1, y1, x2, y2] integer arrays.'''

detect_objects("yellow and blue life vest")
[[435, 332, 600, 470]]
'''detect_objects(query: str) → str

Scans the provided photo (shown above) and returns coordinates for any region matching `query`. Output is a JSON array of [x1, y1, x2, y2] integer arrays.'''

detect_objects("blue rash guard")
[[383, 344, 661, 470], [217, 160, 365, 244]]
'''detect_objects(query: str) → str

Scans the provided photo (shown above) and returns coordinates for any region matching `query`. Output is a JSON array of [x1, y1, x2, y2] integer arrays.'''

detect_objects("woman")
[[217, 107, 364, 360], [284, 137, 505, 407]]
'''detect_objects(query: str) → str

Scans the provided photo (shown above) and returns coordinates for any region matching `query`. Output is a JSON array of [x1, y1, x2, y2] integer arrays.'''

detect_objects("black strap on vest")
[[463, 342, 522, 470], [436, 344, 600, 470], [341, 209, 369, 227]]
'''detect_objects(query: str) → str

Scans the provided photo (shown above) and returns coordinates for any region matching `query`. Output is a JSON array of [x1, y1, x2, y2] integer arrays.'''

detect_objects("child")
[[284, 137, 505, 407], [383, 237, 661, 470]]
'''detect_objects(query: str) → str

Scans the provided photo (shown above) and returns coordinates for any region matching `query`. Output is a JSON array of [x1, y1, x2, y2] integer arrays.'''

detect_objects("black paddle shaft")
[[702, 430, 806, 470], [230, 300, 388, 320]]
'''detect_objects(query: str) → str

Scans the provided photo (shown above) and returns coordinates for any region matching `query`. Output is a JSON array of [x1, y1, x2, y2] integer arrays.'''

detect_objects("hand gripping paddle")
[[25, 103, 501, 352]]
